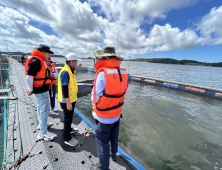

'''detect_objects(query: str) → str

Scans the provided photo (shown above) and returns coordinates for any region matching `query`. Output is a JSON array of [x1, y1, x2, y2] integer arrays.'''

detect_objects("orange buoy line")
[[129, 75, 222, 99]]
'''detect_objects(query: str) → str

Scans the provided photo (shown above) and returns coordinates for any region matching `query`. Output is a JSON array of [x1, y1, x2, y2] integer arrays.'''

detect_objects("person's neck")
[[66, 64, 75, 73]]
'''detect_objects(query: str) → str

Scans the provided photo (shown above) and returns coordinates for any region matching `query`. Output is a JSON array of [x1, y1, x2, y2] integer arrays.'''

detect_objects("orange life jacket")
[[25, 49, 51, 87], [49, 61, 57, 85], [93, 57, 128, 118]]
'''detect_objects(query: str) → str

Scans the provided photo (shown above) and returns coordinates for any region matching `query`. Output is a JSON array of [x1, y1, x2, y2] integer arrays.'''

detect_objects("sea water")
[[75, 80, 222, 170], [71, 59, 222, 170]]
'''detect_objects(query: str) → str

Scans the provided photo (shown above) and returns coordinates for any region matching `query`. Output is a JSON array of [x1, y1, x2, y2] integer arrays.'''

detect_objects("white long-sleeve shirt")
[[52, 69, 58, 78], [26, 75, 34, 91]]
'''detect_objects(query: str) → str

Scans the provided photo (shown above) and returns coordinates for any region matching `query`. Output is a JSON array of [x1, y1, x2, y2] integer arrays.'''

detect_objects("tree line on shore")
[[126, 58, 222, 67], [2, 52, 221, 67]]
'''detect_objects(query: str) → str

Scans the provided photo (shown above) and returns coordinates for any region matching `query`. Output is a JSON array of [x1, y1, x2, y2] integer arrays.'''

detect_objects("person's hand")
[[50, 73, 54, 77], [67, 100, 72, 111], [27, 89, 33, 96]]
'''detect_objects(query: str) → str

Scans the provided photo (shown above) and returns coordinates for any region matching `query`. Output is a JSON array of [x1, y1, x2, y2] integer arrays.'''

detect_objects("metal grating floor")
[[4, 58, 136, 170]]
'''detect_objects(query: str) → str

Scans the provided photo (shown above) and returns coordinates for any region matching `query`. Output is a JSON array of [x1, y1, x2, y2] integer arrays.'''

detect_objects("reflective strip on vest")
[[120, 70, 127, 74], [106, 69, 118, 74], [107, 69, 127, 74]]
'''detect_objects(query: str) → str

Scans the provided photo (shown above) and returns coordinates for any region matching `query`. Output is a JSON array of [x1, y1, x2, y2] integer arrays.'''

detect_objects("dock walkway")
[[3, 58, 135, 170]]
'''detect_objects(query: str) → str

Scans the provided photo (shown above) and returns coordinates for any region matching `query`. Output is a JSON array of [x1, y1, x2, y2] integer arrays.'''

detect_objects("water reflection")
[[75, 80, 222, 170], [74, 70, 95, 81]]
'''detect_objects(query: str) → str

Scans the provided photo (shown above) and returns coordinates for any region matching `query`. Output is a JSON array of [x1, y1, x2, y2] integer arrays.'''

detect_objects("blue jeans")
[[35, 91, 50, 134], [95, 119, 120, 170], [49, 85, 56, 109]]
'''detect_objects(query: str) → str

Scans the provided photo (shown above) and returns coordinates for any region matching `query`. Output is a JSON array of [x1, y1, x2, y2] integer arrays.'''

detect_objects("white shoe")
[[37, 122, 53, 130], [37, 131, 54, 141], [64, 137, 79, 146], [52, 108, 57, 112]]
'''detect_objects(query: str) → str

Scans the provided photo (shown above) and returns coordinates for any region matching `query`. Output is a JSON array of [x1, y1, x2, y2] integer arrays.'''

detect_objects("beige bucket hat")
[[93, 46, 124, 61]]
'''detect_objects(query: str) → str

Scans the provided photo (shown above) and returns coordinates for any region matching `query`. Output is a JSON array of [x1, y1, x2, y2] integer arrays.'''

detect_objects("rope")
[[16, 98, 36, 108], [73, 127, 95, 145], [14, 99, 23, 170], [6, 139, 42, 170]]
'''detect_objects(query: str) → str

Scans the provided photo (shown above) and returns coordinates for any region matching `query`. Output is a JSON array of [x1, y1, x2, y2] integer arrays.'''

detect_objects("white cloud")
[[197, 5, 222, 45], [0, 1, 105, 57], [0, 6, 58, 51], [103, 22, 200, 56], [149, 24, 200, 51], [93, 0, 200, 55], [90, 0, 197, 24], [0, 0, 107, 41], [1, 0, 221, 59]]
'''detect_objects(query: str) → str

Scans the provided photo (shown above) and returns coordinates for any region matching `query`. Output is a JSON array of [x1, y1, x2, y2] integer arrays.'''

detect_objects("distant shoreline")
[[125, 58, 222, 67], [1, 52, 221, 67]]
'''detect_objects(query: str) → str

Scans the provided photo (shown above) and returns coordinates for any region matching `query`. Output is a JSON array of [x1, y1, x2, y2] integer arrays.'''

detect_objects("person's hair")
[[39, 50, 46, 53], [66, 60, 71, 65]]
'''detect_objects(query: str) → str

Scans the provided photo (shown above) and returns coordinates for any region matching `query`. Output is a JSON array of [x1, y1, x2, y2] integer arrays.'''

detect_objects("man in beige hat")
[[91, 46, 128, 170]]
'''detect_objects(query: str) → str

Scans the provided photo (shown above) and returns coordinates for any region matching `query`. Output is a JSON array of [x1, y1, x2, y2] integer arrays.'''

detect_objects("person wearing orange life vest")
[[25, 44, 54, 141], [91, 46, 128, 170], [45, 57, 58, 112]]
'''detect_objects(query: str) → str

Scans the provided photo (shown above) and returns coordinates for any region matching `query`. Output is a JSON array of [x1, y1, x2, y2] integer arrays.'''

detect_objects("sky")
[[0, 0, 221, 62]]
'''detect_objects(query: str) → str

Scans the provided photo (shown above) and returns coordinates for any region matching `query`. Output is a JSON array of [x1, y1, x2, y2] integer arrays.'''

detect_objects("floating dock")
[[1, 58, 142, 170]]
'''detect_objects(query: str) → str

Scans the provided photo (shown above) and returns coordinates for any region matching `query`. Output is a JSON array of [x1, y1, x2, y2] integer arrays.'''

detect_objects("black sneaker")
[[111, 155, 117, 162]]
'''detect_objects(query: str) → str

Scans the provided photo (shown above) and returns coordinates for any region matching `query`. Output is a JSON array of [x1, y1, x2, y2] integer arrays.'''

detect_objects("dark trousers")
[[95, 119, 120, 170], [49, 85, 56, 109], [60, 102, 76, 141]]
